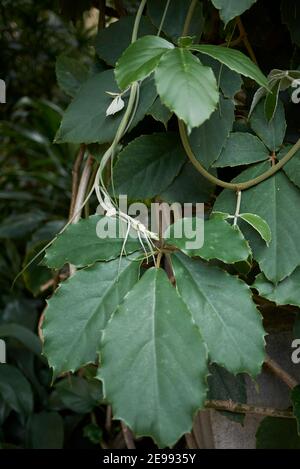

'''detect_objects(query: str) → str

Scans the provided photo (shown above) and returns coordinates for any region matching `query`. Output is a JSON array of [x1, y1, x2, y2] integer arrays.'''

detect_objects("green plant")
[[2, 0, 300, 450]]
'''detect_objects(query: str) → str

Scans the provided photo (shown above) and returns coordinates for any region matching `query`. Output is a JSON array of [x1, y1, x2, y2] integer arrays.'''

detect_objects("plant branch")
[[205, 399, 293, 419], [182, 0, 198, 36], [98, 0, 106, 30], [264, 355, 298, 389], [236, 16, 258, 65], [72, 155, 94, 224], [69, 145, 86, 219], [121, 422, 136, 449], [178, 120, 300, 191]]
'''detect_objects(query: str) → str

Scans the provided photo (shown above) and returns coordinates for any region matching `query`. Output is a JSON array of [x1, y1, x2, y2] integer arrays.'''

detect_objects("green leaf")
[[54, 376, 102, 413], [250, 99, 286, 151], [147, 97, 172, 128], [253, 269, 300, 306], [189, 97, 235, 168], [239, 213, 271, 245], [27, 412, 64, 449], [215, 162, 300, 283], [256, 417, 300, 449], [56, 55, 89, 98], [55, 70, 157, 144], [98, 267, 208, 448], [44, 215, 140, 269], [160, 161, 215, 204], [155, 48, 219, 129], [171, 252, 265, 375], [211, 0, 257, 25], [0, 364, 33, 421], [43, 255, 140, 377], [278, 145, 300, 189], [165, 213, 251, 264], [291, 385, 300, 435], [115, 35, 174, 90], [95, 16, 156, 66], [190, 44, 268, 88], [0, 323, 42, 356], [147, 0, 204, 41], [208, 364, 247, 424], [264, 80, 281, 121], [200, 55, 242, 99], [213, 132, 269, 167], [112, 133, 185, 199]]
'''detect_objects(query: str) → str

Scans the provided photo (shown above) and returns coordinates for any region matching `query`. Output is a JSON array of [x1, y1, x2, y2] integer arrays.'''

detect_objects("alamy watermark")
[[96, 196, 204, 250], [0, 79, 6, 104], [291, 79, 300, 104], [291, 339, 300, 364], [0, 339, 6, 364]]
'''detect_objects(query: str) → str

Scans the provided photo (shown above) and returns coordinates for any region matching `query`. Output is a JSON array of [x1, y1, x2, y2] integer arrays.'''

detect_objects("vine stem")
[[121, 422, 136, 449], [236, 16, 258, 65], [205, 399, 294, 419], [264, 355, 298, 389], [233, 190, 242, 225], [182, 0, 198, 36], [178, 120, 300, 191], [69, 144, 85, 219]]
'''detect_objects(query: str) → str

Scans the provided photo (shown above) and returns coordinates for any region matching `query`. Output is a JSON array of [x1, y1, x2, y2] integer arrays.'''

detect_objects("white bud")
[[106, 95, 125, 116]]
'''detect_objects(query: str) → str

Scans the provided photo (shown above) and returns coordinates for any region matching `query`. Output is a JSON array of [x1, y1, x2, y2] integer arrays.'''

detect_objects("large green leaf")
[[171, 252, 265, 375], [112, 133, 185, 199], [165, 213, 251, 264], [54, 376, 102, 414], [160, 161, 215, 204], [44, 215, 140, 269], [55, 70, 157, 144], [190, 44, 268, 88], [95, 16, 156, 66], [147, 0, 204, 41], [98, 267, 208, 447], [43, 255, 141, 377], [213, 132, 268, 167], [256, 417, 300, 449], [115, 35, 174, 90], [214, 162, 300, 283], [189, 97, 235, 168], [56, 55, 89, 98], [0, 364, 33, 421], [155, 48, 219, 129], [253, 269, 300, 306], [208, 364, 247, 424], [211, 0, 257, 25], [278, 145, 300, 189], [291, 385, 300, 435], [200, 55, 242, 99], [26, 412, 64, 449], [250, 99, 286, 151]]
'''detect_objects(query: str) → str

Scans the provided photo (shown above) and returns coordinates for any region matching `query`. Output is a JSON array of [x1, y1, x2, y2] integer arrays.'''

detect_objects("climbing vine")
[[12, 0, 300, 449]]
